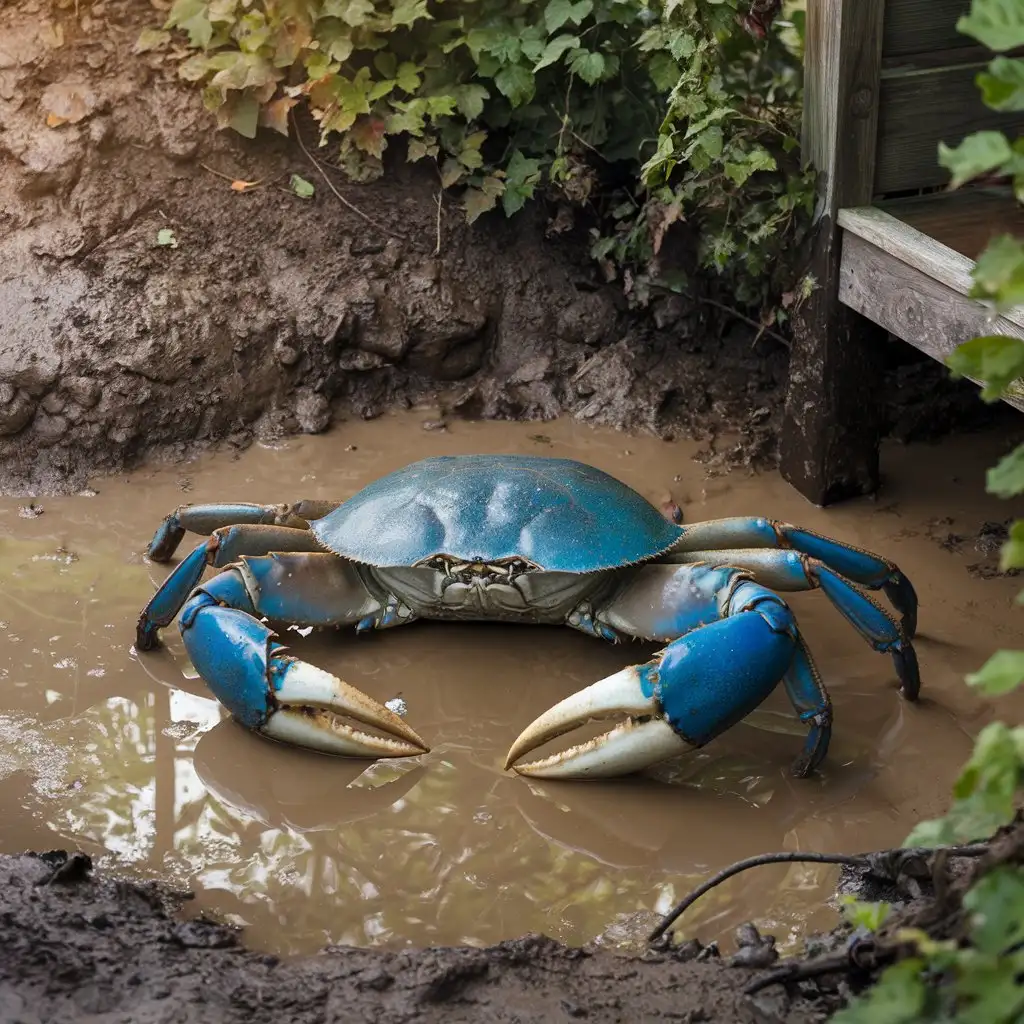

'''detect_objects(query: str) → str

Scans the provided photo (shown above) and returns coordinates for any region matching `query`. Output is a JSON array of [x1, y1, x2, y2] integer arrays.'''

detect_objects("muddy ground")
[[0, 0, 1005, 496], [0, 849, 841, 1024], [1, 1, 1018, 1020]]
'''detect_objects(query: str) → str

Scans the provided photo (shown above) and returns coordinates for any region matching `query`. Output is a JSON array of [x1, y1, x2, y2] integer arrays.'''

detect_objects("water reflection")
[[2, 413, 1023, 956]]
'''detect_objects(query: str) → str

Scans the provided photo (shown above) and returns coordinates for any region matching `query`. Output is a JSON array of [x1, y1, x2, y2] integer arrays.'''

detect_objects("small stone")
[[294, 390, 330, 434], [274, 337, 300, 366], [18, 503, 44, 519], [422, 420, 447, 432]]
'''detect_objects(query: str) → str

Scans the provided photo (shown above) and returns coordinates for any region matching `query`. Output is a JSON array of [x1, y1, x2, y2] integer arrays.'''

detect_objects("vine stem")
[[290, 113, 413, 245], [648, 845, 990, 945]]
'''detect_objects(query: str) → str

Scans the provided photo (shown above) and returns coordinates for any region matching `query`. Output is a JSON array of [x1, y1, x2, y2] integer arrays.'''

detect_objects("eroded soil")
[[0, 0, 1006, 498]]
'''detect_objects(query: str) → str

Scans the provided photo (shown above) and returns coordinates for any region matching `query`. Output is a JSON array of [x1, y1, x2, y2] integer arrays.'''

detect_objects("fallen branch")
[[699, 296, 791, 349], [648, 845, 990, 944], [744, 937, 894, 996]]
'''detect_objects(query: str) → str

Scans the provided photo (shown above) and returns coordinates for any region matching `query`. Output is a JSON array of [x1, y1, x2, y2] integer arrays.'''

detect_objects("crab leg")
[[668, 518, 918, 639], [665, 548, 919, 700], [171, 553, 427, 758], [505, 565, 835, 779], [137, 525, 323, 650], [146, 499, 340, 562]]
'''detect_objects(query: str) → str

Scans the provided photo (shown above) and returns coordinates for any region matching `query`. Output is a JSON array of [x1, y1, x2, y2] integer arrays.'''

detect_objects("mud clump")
[[0, 851, 842, 1023], [0, 0, 788, 497]]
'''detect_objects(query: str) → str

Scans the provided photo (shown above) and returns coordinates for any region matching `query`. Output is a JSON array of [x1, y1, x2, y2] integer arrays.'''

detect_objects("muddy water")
[[2, 413, 1023, 958]]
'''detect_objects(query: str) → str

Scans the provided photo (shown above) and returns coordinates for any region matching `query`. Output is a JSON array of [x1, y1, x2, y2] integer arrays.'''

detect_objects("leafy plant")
[[833, 1, 1024, 1020], [148, 0, 814, 311]]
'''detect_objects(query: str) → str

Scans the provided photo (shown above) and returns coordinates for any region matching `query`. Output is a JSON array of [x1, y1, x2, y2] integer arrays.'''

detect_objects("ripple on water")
[[1, 411, 1023, 956]]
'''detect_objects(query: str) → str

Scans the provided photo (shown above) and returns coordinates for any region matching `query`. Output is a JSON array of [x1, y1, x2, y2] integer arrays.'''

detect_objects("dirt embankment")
[[0, 850, 841, 1024], [2, 0, 1000, 497], [0, 0, 794, 496]]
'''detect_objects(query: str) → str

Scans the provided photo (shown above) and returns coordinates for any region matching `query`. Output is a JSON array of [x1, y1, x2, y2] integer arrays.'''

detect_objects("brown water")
[[2, 412, 1023, 958]]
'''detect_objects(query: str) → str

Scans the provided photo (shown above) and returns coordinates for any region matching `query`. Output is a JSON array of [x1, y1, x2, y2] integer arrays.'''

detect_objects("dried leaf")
[[230, 179, 261, 191]]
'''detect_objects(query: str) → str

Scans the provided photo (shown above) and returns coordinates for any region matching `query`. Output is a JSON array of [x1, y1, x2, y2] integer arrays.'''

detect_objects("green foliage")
[[840, 895, 891, 932], [838, 1, 1024, 1019], [151, 0, 813, 310]]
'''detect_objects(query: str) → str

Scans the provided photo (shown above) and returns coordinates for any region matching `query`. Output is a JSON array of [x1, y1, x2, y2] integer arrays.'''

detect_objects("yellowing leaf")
[[45, 112, 68, 128], [260, 96, 297, 136]]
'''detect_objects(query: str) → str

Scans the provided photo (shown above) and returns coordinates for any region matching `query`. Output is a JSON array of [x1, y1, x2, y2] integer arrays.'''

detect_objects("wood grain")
[[882, 188, 1024, 261], [875, 65, 1024, 194], [839, 232, 1024, 412], [837, 204, 1024, 329], [882, 0, 971, 60], [781, 0, 889, 505]]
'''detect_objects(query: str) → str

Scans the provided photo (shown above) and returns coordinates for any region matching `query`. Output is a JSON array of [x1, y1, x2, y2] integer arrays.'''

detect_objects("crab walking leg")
[[146, 499, 340, 562], [506, 565, 832, 779], [665, 548, 919, 700], [176, 554, 428, 758], [137, 525, 324, 650], [668, 518, 918, 639]]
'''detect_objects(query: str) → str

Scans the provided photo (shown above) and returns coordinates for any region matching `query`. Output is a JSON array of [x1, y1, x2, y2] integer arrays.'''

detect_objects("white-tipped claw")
[[267, 659, 429, 758], [504, 666, 692, 779], [511, 717, 692, 779]]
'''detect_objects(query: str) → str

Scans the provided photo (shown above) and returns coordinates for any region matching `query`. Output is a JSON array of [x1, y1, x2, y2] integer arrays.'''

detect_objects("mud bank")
[[0, 0, 1003, 496], [0, 0, 785, 496], [0, 850, 841, 1024]]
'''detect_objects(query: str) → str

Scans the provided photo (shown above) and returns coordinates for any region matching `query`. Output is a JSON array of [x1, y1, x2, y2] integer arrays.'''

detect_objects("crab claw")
[[503, 666, 694, 779], [181, 595, 428, 759]]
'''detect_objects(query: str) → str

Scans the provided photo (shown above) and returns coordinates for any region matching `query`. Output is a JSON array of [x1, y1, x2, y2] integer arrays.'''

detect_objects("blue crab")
[[135, 454, 919, 779]]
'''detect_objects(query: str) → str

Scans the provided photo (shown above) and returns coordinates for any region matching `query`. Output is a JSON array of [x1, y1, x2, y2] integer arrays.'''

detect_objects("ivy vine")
[[141, 0, 814, 312]]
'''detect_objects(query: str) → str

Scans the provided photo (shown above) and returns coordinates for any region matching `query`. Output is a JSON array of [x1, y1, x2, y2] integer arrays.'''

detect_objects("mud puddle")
[[1, 412, 1022, 959]]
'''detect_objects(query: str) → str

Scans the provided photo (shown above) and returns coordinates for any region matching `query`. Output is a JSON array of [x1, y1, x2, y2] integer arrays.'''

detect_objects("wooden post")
[[779, 0, 889, 506]]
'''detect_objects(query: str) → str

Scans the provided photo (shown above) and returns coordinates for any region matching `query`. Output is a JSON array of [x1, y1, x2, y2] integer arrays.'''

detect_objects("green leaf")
[[395, 62, 422, 94], [569, 49, 606, 85], [966, 649, 1024, 695], [987, 443, 1024, 497], [227, 92, 259, 138], [840, 896, 891, 932], [947, 334, 1024, 399], [938, 130, 1013, 188], [1001, 519, 1024, 570], [963, 867, 1024, 954], [494, 64, 535, 107], [533, 34, 580, 72], [978, 57, 1024, 111], [829, 958, 926, 1024], [452, 84, 489, 120], [290, 174, 315, 199], [156, 228, 178, 248], [337, 0, 375, 26], [502, 149, 541, 216], [906, 722, 1023, 846], [971, 236, 1024, 311], [958, 0, 1024, 52], [390, 0, 431, 27], [544, 0, 593, 32]]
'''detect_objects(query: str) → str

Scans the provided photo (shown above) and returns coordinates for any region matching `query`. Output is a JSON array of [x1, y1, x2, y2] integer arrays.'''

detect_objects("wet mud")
[[3, 412, 1024, 975], [0, 0, 1006, 499]]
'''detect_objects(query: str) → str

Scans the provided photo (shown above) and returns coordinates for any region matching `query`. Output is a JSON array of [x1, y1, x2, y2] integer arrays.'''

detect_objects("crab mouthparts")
[[504, 667, 694, 779], [265, 660, 429, 759]]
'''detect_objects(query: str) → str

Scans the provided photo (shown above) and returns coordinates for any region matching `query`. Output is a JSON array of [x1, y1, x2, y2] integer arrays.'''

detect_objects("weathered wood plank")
[[780, 0, 888, 505], [882, 0, 971, 60], [838, 205, 1024, 330], [882, 187, 1024, 262], [839, 232, 1024, 412], [876, 64, 1024, 194]]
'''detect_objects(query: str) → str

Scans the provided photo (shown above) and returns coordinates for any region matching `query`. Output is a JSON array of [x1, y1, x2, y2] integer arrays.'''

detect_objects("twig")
[[699, 296, 791, 349], [744, 940, 893, 996], [290, 113, 411, 244], [648, 845, 990, 944], [434, 189, 443, 256]]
